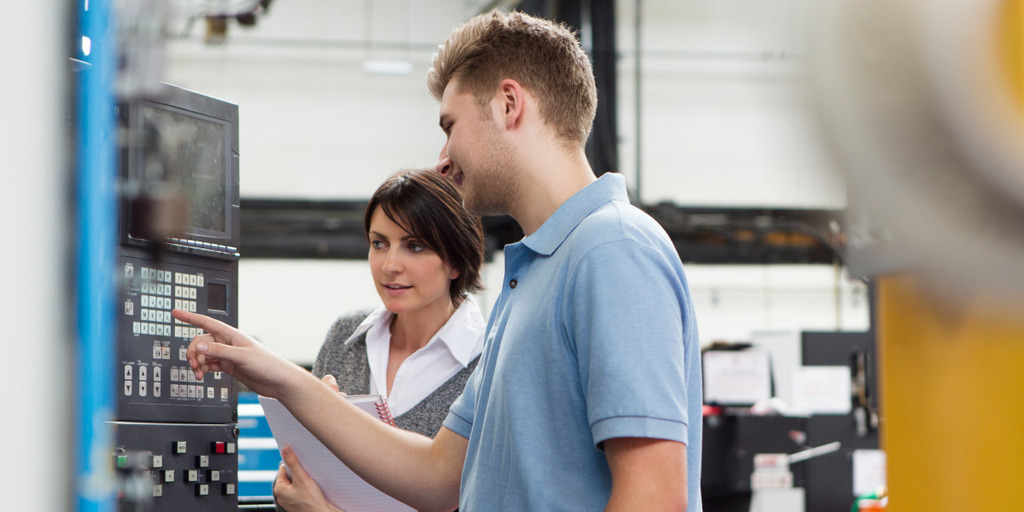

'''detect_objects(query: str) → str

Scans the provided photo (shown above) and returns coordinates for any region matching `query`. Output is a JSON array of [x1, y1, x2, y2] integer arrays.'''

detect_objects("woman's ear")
[[449, 266, 462, 281]]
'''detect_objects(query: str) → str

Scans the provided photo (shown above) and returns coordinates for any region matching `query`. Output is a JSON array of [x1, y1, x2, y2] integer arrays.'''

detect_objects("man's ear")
[[497, 78, 525, 130]]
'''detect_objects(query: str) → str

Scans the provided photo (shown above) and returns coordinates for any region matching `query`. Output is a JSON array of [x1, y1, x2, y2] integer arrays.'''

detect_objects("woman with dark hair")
[[273, 168, 486, 512]]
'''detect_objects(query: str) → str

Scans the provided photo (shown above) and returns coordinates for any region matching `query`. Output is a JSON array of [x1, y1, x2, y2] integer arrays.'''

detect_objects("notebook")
[[257, 394, 413, 512]]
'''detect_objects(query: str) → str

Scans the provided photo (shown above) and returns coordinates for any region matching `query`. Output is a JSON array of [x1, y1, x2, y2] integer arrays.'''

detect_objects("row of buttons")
[[139, 267, 173, 283], [141, 295, 171, 309], [120, 384, 225, 400], [176, 325, 201, 339], [141, 282, 173, 297], [124, 363, 164, 381], [174, 300, 199, 315], [128, 266, 207, 291], [137, 293, 198, 311], [131, 266, 206, 288], [131, 321, 203, 340], [153, 474, 235, 497], [132, 322, 172, 337], [174, 271, 205, 287], [123, 362, 228, 399], [172, 440, 236, 455], [140, 309, 172, 323], [169, 384, 229, 400], [168, 237, 238, 255], [171, 366, 207, 383], [123, 379, 161, 398]]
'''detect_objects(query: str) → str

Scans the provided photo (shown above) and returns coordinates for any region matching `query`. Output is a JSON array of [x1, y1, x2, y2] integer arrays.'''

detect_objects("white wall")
[[164, 0, 470, 199], [616, 0, 845, 207], [160, 0, 866, 363], [1, 3, 73, 509], [688, 264, 869, 342], [240, 259, 868, 366]]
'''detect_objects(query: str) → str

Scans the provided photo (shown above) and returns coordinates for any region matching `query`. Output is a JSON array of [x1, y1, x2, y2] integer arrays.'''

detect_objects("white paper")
[[703, 350, 772, 405], [257, 395, 413, 512], [853, 449, 887, 497], [750, 330, 803, 405], [791, 366, 852, 414]]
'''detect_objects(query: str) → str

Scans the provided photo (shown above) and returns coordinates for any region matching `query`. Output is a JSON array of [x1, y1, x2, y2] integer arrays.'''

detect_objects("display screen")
[[207, 282, 228, 313], [142, 103, 229, 235]]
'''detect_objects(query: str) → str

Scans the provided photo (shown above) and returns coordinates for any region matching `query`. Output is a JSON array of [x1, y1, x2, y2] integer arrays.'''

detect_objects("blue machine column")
[[76, 0, 119, 511]]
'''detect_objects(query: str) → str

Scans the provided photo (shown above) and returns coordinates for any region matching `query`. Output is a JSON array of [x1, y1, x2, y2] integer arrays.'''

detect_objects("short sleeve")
[[567, 239, 692, 446], [442, 359, 480, 440]]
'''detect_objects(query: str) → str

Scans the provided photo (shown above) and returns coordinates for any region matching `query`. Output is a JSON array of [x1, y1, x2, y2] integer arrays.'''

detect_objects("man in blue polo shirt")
[[430, 10, 702, 510]]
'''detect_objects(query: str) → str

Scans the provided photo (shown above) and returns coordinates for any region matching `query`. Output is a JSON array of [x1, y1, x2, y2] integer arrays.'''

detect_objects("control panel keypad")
[[120, 257, 234, 410], [127, 265, 207, 341]]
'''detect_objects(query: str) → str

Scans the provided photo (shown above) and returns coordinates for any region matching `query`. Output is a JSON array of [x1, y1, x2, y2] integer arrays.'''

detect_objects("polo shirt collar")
[[521, 173, 628, 256]]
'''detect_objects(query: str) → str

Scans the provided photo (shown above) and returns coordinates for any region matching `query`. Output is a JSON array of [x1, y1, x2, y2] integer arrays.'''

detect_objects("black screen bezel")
[[119, 83, 240, 254]]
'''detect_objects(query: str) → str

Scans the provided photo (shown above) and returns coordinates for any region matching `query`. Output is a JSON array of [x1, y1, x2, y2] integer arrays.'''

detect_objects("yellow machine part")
[[879, 276, 1024, 510], [998, 0, 1024, 113]]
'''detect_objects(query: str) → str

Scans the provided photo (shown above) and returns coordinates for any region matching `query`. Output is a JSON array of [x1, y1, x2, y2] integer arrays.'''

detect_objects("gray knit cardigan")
[[312, 308, 480, 438]]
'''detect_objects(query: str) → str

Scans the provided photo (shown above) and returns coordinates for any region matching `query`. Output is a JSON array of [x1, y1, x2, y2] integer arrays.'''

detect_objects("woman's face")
[[367, 205, 458, 317]]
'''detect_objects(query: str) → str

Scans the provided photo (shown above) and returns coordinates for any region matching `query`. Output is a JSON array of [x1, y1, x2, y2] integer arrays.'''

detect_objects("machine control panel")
[[113, 84, 240, 512]]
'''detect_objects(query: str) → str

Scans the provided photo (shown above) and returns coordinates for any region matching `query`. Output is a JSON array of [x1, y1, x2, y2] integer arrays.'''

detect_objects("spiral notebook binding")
[[375, 397, 397, 426]]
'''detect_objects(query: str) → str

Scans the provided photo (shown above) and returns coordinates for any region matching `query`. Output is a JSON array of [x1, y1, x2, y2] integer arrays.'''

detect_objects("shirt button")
[[509, 279, 518, 289]]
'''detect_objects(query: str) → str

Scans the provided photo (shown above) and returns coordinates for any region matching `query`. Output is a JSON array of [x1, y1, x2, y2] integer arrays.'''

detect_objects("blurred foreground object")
[[807, 1, 1024, 511], [808, 0, 1024, 302]]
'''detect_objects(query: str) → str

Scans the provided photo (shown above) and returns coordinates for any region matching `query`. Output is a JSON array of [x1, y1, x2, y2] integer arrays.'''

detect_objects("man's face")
[[435, 78, 518, 216]]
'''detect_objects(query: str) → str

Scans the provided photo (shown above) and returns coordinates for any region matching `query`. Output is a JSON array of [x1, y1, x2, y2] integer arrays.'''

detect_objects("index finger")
[[171, 309, 232, 336]]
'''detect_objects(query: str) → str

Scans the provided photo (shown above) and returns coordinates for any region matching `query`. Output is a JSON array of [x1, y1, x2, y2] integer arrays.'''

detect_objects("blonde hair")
[[427, 10, 597, 149]]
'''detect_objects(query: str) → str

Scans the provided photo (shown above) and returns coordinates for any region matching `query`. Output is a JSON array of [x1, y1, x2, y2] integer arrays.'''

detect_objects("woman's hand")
[[274, 446, 346, 512], [321, 374, 341, 393]]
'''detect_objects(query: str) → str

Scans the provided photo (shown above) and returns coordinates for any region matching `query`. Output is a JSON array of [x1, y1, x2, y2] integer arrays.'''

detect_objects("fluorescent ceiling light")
[[362, 59, 413, 76]]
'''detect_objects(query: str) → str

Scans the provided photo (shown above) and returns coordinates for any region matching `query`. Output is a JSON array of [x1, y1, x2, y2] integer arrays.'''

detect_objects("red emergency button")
[[212, 441, 226, 454]]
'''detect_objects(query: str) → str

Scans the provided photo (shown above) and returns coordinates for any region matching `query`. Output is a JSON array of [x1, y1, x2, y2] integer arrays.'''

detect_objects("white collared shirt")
[[349, 295, 485, 416]]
